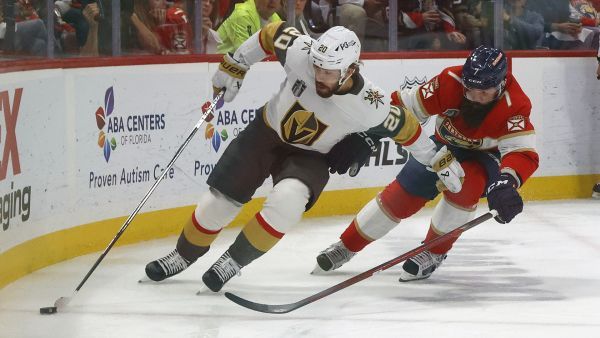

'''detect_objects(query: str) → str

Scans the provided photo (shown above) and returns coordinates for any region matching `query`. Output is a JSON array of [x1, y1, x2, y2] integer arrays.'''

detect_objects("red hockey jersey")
[[392, 65, 539, 187]]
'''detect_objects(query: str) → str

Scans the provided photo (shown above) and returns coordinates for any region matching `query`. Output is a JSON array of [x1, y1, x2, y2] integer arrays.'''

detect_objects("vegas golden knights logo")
[[280, 101, 328, 146]]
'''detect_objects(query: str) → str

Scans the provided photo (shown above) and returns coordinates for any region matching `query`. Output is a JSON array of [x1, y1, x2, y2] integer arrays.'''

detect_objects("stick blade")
[[224, 292, 297, 314]]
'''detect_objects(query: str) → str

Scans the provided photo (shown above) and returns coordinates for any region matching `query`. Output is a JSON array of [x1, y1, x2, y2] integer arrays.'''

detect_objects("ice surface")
[[1, 200, 599, 338]]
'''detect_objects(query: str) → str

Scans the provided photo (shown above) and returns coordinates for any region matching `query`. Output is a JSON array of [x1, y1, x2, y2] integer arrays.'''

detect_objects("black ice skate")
[[399, 250, 446, 282], [202, 251, 241, 292], [313, 241, 356, 273], [145, 249, 194, 282]]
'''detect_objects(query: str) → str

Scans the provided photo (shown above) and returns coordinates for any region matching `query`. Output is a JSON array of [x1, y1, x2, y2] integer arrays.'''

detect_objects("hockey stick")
[[44, 91, 224, 314], [224, 210, 498, 314]]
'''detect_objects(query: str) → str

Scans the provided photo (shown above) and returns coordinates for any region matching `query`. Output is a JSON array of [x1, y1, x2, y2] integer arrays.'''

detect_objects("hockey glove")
[[486, 173, 523, 224], [429, 146, 465, 193], [212, 53, 248, 104], [327, 132, 379, 176]]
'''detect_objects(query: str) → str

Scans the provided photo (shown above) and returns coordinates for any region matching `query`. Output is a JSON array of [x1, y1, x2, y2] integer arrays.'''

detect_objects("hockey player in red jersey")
[[315, 46, 539, 281]]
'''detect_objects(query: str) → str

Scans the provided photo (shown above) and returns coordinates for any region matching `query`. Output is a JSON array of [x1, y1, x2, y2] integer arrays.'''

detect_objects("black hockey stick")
[[44, 91, 224, 314], [224, 210, 497, 314]]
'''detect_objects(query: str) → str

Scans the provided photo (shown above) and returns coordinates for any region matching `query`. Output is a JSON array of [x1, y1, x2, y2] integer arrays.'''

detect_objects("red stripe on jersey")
[[256, 212, 284, 238], [191, 212, 221, 235], [258, 30, 272, 55], [402, 124, 422, 146], [391, 90, 404, 106]]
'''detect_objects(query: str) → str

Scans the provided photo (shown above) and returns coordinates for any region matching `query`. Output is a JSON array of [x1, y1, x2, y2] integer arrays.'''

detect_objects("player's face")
[[313, 65, 341, 98], [463, 86, 499, 104]]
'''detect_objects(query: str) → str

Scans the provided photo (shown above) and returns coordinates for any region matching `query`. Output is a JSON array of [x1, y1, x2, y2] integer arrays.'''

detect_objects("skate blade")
[[398, 273, 431, 283], [196, 285, 210, 295], [137, 276, 157, 284], [310, 264, 329, 275]]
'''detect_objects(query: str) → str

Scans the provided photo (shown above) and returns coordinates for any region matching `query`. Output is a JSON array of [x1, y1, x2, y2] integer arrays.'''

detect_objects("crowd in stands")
[[1, 0, 599, 57]]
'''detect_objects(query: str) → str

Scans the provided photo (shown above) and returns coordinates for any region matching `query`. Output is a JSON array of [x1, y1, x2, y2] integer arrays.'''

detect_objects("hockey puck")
[[39, 306, 58, 315]]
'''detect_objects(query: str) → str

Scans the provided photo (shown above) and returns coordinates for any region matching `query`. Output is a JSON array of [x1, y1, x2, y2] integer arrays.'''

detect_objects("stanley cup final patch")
[[507, 115, 526, 131], [292, 79, 307, 97]]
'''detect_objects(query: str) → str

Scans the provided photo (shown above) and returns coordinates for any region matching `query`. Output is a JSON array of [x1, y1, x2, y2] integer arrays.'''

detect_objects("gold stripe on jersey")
[[259, 21, 284, 54], [262, 105, 272, 129], [241, 216, 281, 252], [498, 130, 535, 140], [182, 218, 219, 247], [501, 148, 537, 155], [391, 106, 421, 144]]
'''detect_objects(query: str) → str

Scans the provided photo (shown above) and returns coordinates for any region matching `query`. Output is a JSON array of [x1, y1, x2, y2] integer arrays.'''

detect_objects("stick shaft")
[[72, 92, 224, 292], [225, 210, 497, 313]]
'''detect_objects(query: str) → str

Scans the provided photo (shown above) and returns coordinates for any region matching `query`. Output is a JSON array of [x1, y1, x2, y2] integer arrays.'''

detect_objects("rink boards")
[[0, 56, 599, 288]]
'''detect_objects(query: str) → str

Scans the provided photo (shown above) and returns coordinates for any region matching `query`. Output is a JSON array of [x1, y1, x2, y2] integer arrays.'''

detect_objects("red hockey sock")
[[340, 219, 373, 253], [424, 225, 458, 255]]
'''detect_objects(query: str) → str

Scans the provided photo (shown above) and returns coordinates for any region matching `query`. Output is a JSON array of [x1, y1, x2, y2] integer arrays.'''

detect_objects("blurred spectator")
[[503, 0, 544, 50], [55, 1, 100, 55], [130, 0, 192, 54], [201, 0, 221, 53], [278, 0, 314, 36], [0, 0, 54, 56], [528, 0, 595, 49], [597, 45, 600, 79], [216, 0, 281, 54], [569, 0, 600, 27], [400, 0, 466, 50], [341, 0, 386, 43], [454, 0, 488, 49], [315, 0, 387, 46]]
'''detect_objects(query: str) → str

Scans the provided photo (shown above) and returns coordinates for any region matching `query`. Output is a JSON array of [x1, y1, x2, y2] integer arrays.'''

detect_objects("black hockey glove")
[[486, 173, 523, 224], [327, 132, 380, 177]]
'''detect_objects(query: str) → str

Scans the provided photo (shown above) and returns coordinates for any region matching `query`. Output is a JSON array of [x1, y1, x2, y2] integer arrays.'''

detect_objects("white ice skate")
[[312, 241, 356, 274], [399, 250, 446, 282]]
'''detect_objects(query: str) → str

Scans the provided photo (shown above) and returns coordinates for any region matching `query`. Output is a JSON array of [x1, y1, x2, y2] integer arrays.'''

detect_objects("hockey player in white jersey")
[[144, 21, 465, 292]]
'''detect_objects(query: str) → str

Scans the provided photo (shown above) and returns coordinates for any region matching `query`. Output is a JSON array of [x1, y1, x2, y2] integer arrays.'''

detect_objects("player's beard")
[[315, 81, 340, 98], [460, 98, 496, 128]]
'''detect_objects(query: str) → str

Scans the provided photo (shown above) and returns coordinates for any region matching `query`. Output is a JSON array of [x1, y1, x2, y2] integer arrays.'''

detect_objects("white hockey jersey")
[[231, 21, 429, 155], [263, 35, 391, 153]]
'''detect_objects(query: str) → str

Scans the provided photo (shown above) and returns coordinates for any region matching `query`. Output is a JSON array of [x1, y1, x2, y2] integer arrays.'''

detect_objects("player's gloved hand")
[[428, 146, 465, 193], [486, 173, 523, 224], [327, 132, 379, 176], [212, 53, 248, 104]]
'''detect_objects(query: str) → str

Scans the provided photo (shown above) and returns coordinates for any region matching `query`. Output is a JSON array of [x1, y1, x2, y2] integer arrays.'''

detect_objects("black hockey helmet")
[[462, 45, 508, 93]]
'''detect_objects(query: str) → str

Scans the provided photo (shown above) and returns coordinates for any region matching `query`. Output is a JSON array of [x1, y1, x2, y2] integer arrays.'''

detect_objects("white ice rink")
[[1, 200, 599, 338]]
